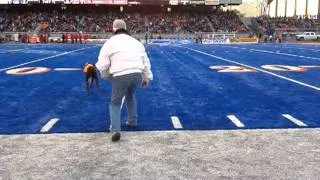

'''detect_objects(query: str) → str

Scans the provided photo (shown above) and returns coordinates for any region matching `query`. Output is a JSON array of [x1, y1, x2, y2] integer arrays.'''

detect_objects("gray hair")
[[113, 19, 127, 31]]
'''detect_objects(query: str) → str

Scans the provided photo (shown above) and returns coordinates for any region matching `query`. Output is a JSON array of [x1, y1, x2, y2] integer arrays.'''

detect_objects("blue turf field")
[[0, 43, 319, 134]]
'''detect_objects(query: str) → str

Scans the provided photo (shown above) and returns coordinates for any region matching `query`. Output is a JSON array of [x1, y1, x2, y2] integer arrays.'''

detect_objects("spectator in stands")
[[62, 33, 66, 43]]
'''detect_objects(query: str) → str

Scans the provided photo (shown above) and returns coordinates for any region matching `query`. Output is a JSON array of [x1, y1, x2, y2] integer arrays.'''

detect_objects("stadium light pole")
[[318, 0, 320, 19], [305, 0, 309, 18], [294, 0, 297, 17], [284, 0, 287, 17], [260, 1, 264, 16], [275, 0, 278, 17], [258, 0, 267, 16]]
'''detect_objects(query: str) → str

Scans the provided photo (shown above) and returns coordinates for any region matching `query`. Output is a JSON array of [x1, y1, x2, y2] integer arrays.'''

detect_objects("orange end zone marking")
[[6, 67, 51, 76]]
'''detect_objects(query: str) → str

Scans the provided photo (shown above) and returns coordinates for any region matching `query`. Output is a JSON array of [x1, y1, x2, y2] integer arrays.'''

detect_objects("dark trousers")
[[109, 73, 142, 132]]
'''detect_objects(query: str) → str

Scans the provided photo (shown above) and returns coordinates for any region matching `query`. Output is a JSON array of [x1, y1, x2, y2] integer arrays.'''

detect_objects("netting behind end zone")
[[146, 39, 194, 46], [199, 33, 259, 44], [148, 39, 172, 46], [201, 33, 236, 44]]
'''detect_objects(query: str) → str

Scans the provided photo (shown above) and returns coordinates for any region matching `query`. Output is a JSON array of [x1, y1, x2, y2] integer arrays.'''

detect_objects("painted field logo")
[[6, 67, 51, 75], [262, 65, 306, 72], [210, 65, 320, 73], [6, 67, 82, 75], [210, 66, 257, 73]]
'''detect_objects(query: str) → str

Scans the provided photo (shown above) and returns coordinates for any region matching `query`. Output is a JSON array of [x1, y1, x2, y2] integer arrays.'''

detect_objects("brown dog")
[[83, 63, 99, 93]]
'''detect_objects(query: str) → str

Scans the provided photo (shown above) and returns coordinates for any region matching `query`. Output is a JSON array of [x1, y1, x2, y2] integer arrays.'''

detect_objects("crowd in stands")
[[256, 16, 319, 32], [145, 13, 212, 33], [208, 10, 247, 32], [0, 10, 246, 34], [1, 5, 320, 37]]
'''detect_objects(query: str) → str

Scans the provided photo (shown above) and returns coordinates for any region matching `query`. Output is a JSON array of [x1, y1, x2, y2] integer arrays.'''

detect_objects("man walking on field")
[[95, 19, 153, 142]]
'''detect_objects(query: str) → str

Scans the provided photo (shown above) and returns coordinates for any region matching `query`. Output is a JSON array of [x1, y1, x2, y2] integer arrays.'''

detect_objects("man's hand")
[[142, 79, 150, 88], [99, 69, 112, 80]]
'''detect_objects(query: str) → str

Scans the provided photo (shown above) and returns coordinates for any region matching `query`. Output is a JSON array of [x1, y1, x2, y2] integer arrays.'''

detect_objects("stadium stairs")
[[205, 16, 215, 32], [240, 17, 252, 31]]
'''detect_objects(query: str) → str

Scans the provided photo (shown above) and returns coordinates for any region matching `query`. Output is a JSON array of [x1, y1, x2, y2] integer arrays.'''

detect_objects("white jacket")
[[95, 33, 153, 80]]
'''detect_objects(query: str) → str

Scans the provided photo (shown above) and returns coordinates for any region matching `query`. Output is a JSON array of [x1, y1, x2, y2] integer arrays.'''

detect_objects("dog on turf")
[[83, 63, 99, 93]]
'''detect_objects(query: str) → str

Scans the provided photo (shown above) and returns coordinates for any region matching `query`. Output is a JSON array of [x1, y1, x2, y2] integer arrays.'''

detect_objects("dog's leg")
[[88, 77, 93, 88], [85, 74, 90, 93], [95, 77, 99, 90]]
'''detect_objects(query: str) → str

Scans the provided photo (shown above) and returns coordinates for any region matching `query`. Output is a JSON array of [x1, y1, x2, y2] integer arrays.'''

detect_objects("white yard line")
[[54, 68, 82, 71], [182, 46, 320, 91], [249, 48, 320, 61], [267, 44, 320, 52], [120, 96, 126, 109], [227, 45, 320, 60], [227, 115, 245, 128], [0, 49, 25, 53], [171, 116, 183, 129], [0, 47, 89, 72], [282, 114, 308, 127], [231, 45, 320, 61], [40, 118, 59, 133]]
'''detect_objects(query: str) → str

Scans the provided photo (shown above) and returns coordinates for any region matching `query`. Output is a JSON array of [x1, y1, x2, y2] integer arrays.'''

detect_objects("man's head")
[[113, 19, 127, 32]]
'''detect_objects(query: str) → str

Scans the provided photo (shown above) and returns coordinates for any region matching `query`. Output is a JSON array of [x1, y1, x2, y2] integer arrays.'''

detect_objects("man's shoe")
[[126, 121, 137, 128], [111, 132, 121, 142]]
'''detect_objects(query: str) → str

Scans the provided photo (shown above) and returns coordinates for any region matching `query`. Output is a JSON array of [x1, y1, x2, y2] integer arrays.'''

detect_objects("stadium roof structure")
[[1, 0, 242, 5]]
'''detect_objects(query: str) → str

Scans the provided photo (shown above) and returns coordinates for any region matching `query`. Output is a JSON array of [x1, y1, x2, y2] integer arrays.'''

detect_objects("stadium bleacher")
[[0, 1, 319, 44], [0, 5, 246, 34]]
